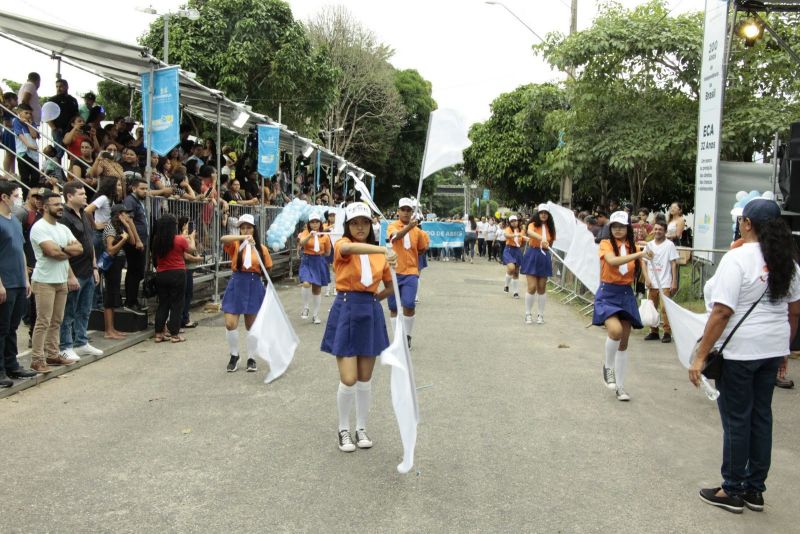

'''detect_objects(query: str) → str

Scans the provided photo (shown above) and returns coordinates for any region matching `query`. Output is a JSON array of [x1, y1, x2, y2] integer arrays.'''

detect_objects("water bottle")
[[700, 375, 720, 401]]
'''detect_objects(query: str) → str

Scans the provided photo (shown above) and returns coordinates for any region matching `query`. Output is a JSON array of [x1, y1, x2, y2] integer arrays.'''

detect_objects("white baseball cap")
[[345, 202, 372, 222], [235, 213, 256, 227], [508, 215, 518, 222], [609, 211, 629, 226], [308, 210, 322, 222], [537, 203, 549, 213], [398, 197, 414, 209]]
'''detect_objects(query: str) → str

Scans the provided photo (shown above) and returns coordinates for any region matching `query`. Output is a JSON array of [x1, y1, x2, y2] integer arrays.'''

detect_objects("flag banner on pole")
[[546, 201, 577, 252], [419, 109, 471, 181], [257, 124, 281, 178], [563, 221, 601, 294], [660, 296, 708, 369], [246, 255, 299, 383], [140, 66, 180, 156]]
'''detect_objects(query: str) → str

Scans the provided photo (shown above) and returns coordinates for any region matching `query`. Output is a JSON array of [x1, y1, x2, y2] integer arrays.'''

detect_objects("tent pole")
[[213, 98, 222, 303], [144, 65, 155, 310]]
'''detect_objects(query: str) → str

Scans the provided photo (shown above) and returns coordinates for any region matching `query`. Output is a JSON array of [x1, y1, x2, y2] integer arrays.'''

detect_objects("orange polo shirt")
[[334, 237, 391, 293], [599, 239, 638, 285], [298, 230, 331, 256], [224, 240, 273, 273], [527, 223, 555, 248], [386, 220, 430, 276], [505, 227, 525, 248]]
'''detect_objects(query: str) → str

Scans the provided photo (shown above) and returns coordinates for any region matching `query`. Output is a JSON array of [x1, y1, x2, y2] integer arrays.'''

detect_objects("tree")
[[139, 0, 337, 135], [96, 80, 138, 121]]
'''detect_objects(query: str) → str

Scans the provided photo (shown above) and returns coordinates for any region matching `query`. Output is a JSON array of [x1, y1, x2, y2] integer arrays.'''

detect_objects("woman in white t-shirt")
[[486, 218, 498, 261], [691, 199, 800, 514], [477, 217, 487, 258], [642, 220, 679, 343]]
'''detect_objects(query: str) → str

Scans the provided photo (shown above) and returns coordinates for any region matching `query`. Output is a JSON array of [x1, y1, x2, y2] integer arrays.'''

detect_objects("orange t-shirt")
[[386, 220, 430, 275], [505, 226, 525, 248], [298, 229, 331, 256], [334, 237, 391, 293], [223, 240, 273, 273], [599, 239, 638, 285], [527, 223, 555, 248]]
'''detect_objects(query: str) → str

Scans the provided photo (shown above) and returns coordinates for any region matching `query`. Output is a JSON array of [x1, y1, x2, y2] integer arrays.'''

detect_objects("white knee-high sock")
[[301, 286, 310, 309], [605, 337, 620, 368], [403, 315, 415, 336], [511, 279, 519, 294], [312, 294, 322, 317], [525, 293, 536, 314], [537, 293, 547, 315], [356, 380, 372, 430], [337, 382, 355, 431], [330, 271, 337, 294], [615, 350, 628, 389], [246, 331, 258, 359], [504, 274, 511, 288], [226, 329, 239, 356]]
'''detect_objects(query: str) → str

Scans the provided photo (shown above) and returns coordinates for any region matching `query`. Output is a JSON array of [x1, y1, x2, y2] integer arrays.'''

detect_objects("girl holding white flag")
[[502, 215, 525, 298], [593, 211, 653, 401], [321, 202, 397, 453], [220, 214, 273, 373], [521, 204, 556, 324], [297, 211, 331, 324]]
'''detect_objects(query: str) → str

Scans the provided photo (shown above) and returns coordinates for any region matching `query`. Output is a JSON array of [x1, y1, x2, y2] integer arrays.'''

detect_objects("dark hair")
[[151, 214, 178, 263], [17, 103, 32, 112], [129, 178, 147, 189], [3, 92, 16, 101], [608, 224, 641, 282], [0, 180, 20, 197], [56, 78, 68, 87], [468, 215, 477, 231], [62, 181, 84, 199], [28, 72, 40, 82], [41, 192, 61, 205], [198, 164, 215, 178], [97, 176, 119, 203], [343, 217, 376, 244], [533, 210, 556, 239], [87, 106, 104, 123], [185, 159, 199, 176], [752, 218, 798, 301], [668, 202, 683, 222], [652, 219, 668, 231]]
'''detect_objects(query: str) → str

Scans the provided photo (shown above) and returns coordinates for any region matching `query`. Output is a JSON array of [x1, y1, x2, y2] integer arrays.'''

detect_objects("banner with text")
[[257, 124, 281, 178], [379, 221, 465, 248], [140, 66, 180, 156]]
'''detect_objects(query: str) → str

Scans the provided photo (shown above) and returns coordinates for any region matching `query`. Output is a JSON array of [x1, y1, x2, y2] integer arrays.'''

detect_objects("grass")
[[670, 265, 706, 313]]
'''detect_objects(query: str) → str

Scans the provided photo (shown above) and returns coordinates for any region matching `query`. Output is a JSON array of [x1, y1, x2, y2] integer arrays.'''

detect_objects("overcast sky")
[[0, 0, 698, 130]]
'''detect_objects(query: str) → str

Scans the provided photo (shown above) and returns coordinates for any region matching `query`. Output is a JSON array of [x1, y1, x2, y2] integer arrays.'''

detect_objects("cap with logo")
[[398, 197, 414, 209], [345, 202, 373, 222], [609, 211, 629, 226]]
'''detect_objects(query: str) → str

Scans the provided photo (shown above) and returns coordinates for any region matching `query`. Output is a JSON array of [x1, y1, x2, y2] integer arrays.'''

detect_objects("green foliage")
[[2, 79, 21, 93], [96, 80, 139, 121]]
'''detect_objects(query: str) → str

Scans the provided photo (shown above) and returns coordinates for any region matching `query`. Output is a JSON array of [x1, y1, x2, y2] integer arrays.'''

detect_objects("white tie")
[[619, 243, 628, 275], [514, 233, 520, 247], [239, 241, 252, 269], [403, 233, 411, 250], [360, 255, 373, 286], [313, 233, 320, 253], [541, 225, 547, 244]]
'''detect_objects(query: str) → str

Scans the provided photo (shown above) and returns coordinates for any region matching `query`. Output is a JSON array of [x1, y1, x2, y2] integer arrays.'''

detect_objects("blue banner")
[[257, 124, 281, 177], [140, 66, 180, 156], [379, 221, 465, 249]]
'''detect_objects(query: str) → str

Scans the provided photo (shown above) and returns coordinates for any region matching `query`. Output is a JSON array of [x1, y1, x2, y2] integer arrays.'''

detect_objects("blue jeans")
[[0, 287, 27, 373], [60, 274, 95, 350], [716, 357, 782, 495]]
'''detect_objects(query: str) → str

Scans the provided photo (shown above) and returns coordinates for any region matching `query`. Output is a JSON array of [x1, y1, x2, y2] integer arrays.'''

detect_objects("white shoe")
[[338, 430, 356, 452], [355, 428, 373, 449], [616, 387, 631, 401], [300, 308, 310, 319], [325, 289, 331, 297], [536, 314, 544, 325], [74, 343, 103, 357], [524, 314, 533, 325], [59, 348, 80, 362], [312, 315, 321, 324]]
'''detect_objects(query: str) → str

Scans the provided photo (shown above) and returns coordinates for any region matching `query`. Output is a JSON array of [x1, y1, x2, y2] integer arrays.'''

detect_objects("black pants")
[[124, 244, 146, 307], [18, 155, 40, 194], [182, 269, 194, 325], [0, 287, 27, 374], [103, 255, 126, 309], [478, 238, 485, 256], [154, 270, 186, 336]]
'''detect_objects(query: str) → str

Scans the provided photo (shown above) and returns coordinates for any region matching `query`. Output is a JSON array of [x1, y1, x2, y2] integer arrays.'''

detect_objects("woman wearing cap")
[[101, 204, 135, 340], [220, 213, 273, 372], [521, 205, 556, 324], [298, 211, 332, 324], [502, 215, 525, 298], [690, 199, 800, 513], [151, 214, 196, 344], [594, 211, 653, 401], [321, 202, 397, 452]]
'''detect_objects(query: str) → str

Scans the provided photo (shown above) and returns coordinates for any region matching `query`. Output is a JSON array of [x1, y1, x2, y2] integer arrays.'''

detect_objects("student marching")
[[502, 215, 525, 298], [297, 211, 331, 324], [521, 204, 555, 324]]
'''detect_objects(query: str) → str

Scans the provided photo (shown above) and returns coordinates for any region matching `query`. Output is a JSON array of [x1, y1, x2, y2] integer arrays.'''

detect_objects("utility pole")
[[560, 0, 578, 208]]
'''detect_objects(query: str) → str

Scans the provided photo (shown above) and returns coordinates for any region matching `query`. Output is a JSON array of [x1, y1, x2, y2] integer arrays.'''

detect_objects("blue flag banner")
[[257, 124, 281, 177], [140, 66, 180, 156], [380, 221, 465, 249]]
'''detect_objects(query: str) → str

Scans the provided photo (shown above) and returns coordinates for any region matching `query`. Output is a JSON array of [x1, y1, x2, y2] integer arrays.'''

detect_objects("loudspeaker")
[[789, 122, 800, 160], [88, 309, 149, 333], [787, 162, 800, 213]]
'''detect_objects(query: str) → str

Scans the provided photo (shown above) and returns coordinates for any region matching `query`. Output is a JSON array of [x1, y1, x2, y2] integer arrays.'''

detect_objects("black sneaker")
[[246, 358, 257, 372], [661, 332, 672, 343], [406, 335, 412, 349], [0, 373, 12, 388], [227, 355, 240, 373], [741, 492, 764, 512], [603, 365, 616, 389], [503, 286, 509, 293], [8, 368, 37, 379], [338, 430, 356, 452], [699, 487, 744, 514], [644, 332, 660, 341]]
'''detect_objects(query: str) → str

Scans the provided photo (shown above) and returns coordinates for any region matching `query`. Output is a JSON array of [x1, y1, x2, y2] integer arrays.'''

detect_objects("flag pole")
[[414, 112, 435, 215]]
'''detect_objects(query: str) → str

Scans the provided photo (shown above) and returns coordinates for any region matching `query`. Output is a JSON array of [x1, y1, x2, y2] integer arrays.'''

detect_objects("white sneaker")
[[338, 430, 356, 452], [312, 315, 321, 324], [536, 314, 544, 325], [59, 348, 81, 362], [74, 343, 103, 357], [355, 428, 373, 449], [325, 289, 331, 297], [524, 314, 533, 325], [300, 308, 310, 319]]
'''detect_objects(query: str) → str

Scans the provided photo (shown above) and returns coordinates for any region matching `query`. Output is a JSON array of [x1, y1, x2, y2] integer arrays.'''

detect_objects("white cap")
[[235, 213, 256, 227], [731, 206, 744, 217], [537, 203, 549, 213], [345, 202, 372, 222], [308, 210, 322, 222], [508, 215, 518, 222], [398, 197, 414, 209], [609, 211, 629, 226]]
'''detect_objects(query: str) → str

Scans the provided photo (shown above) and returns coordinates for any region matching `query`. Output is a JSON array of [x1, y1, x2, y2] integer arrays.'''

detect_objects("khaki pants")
[[31, 281, 68, 362], [648, 288, 672, 334]]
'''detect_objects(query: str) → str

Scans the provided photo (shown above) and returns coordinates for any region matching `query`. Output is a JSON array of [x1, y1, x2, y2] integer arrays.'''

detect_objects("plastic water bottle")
[[700, 375, 720, 401]]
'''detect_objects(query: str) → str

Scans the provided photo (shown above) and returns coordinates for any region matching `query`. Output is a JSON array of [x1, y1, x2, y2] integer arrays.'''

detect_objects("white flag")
[[420, 109, 472, 181], [661, 295, 709, 369], [546, 201, 576, 252], [564, 221, 601, 294]]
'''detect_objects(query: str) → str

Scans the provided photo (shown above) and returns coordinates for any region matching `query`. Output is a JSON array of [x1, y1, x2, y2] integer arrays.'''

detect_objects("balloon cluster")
[[266, 198, 315, 251], [730, 190, 776, 236]]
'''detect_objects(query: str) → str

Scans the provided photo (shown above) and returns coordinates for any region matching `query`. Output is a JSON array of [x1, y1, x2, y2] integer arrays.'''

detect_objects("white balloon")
[[735, 191, 747, 201], [761, 191, 775, 200], [41, 101, 60, 123]]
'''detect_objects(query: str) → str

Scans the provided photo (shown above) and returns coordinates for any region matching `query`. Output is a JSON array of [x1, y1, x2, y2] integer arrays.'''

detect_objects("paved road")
[[2, 258, 799, 532]]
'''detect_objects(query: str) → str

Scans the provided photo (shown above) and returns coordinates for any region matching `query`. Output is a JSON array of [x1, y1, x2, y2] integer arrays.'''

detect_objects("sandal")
[[154, 335, 165, 343], [170, 335, 187, 343]]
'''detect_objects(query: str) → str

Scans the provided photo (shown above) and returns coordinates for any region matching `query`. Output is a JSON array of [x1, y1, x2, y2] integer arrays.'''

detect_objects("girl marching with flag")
[[521, 204, 556, 324], [502, 215, 525, 298], [321, 202, 397, 452], [297, 211, 331, 324], [593, 211, 653, 401], [220, 214, 273, 373]]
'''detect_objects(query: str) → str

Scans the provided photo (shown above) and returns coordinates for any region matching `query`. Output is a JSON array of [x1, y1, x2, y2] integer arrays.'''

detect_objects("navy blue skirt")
[[520, 247, 552, 277], [502, 246, 523, 266], [222, 271, 266, 315], [321, 292, 390, 357], [299, 254, 331, 286], [592, 282, 643, 329]]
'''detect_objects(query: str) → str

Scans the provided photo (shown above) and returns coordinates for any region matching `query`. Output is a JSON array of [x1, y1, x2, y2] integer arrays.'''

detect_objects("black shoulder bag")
[[701, 289, 767, 380]]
